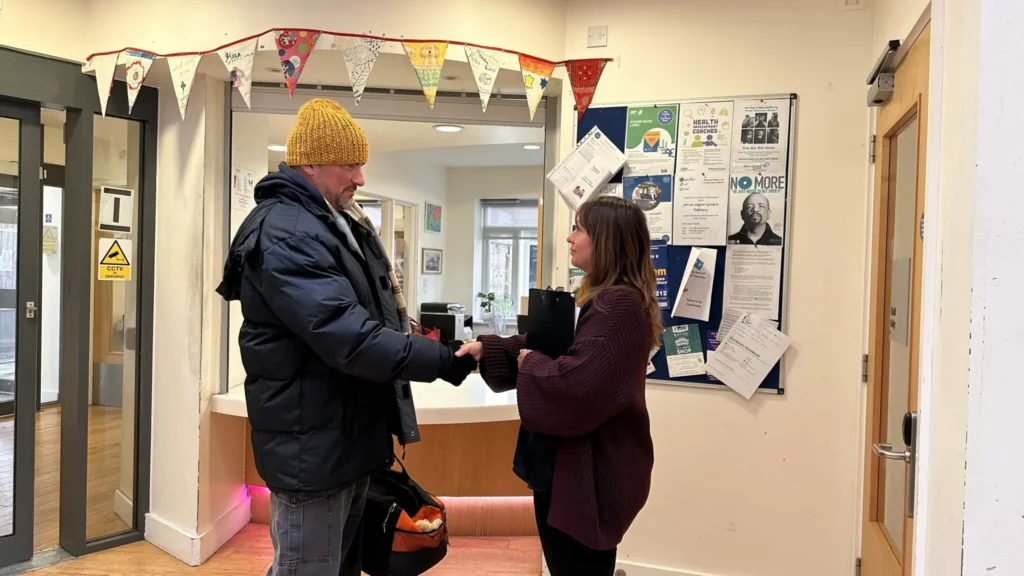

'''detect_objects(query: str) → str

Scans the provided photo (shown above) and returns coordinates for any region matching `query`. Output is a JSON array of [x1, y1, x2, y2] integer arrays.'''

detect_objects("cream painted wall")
[[0, 0, 88, 60], [558, 1, 873, 574], [444, 166, 543, 315], [873, 0, 931, 51]]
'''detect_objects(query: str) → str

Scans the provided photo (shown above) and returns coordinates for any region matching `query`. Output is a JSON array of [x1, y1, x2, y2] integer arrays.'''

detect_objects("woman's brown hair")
[[575, 196, 663, 349]]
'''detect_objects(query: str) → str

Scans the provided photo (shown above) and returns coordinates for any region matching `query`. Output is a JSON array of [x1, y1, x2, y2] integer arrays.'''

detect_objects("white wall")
[[874, 0, 932, 52], [0, 0, 88, 60], [444, 166, 543, 314], [559, 1, 873, 574], [41, 187, 63, 404]]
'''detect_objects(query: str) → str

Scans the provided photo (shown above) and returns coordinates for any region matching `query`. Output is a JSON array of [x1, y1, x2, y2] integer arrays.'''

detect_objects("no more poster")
[[727, 173, 786, 246]]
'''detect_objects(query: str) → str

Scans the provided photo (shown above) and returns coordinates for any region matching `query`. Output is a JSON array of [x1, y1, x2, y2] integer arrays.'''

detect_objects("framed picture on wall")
[[422, 248, 443, 275], [424, 202, 442, 233]]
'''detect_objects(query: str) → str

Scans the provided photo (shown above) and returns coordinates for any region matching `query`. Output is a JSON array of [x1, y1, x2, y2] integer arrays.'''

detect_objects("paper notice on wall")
[[727, 172, 786, 246], [722, 245, 782, 320], [705, 312, 791, 399], [231, 166, 256, 219], [568, 266, 585, 292], [718, 307, 777, 340], [663, 324, 706, 378], [671, 247, 717, 322], [465, 46, 506, 112], [650, 245, 669, 309], [623, 174, 672, 243], [167, 54, 202, 120], [547, 126, 627, 210], [732, 99, 790, 173], [625, 105, 679, 176], [677, 102, 732, 174], [120, 49, 156, 114], [673, 172, 729, 246], [219, 38, 258, 109]]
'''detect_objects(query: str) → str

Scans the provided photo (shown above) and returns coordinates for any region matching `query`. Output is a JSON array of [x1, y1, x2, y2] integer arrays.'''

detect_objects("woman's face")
[[568, 222, 594, 273]]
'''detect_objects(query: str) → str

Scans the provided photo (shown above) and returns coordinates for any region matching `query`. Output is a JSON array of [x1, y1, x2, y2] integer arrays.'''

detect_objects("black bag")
[[360, 458, 448, 576]]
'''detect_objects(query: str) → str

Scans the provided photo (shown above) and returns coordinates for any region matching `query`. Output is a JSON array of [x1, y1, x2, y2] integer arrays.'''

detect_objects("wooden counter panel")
[[245, 420, 529, 497]]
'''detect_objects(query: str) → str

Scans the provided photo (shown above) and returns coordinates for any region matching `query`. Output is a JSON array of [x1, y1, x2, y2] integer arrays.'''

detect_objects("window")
[[481, 199, 538, 319]]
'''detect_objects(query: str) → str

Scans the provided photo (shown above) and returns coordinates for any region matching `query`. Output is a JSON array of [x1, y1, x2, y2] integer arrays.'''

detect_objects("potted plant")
[[477, 292, 496, 321]]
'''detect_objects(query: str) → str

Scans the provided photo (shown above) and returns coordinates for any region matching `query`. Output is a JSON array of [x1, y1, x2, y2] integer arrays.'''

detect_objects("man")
[[727, 192, 783, 246], [216, 99, 476, 575]]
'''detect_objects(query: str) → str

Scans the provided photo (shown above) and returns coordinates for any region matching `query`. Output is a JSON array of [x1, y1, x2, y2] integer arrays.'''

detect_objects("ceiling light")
[[523, 144, 541, 150], [268, 145, 287, 152], [433, 125, 464, 133]]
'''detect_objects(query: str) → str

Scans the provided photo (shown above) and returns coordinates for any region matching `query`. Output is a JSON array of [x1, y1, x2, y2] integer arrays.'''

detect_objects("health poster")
[[650, 245, 669, 309], [732, 99, 790, 173], [624, 174, 673, 243], [625, 105, 679, 176], [677, 101, 733, 175], [727, 172, 786, 246], [663, 324, 706, 378]]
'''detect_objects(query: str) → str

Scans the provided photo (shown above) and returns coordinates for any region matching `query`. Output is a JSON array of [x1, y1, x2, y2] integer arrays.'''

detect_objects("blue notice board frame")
[[575, 94, 798, 394]]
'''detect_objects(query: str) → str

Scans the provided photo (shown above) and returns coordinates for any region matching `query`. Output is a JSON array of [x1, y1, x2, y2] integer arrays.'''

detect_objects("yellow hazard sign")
[[98, 238, 132, 281]]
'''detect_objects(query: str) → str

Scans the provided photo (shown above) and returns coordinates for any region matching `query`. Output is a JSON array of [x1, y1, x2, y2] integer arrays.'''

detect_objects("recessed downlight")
[[268, 145, 287, 152], [523, 144, 541, 150], [433, 125, 464, 133]]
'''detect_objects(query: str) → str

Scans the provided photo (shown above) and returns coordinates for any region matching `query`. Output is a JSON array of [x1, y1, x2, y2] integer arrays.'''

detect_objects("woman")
[[457, 196, 661, 575]]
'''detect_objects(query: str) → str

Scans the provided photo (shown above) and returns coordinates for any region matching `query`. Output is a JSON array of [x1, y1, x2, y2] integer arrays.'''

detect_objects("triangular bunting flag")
[[89, 53, 119, 117], [519, 55, 555, 121], [219, 38, 258, 109], [566, 59, 607, 121], [403, 42, 448, 109], [275, 30, 320, 97], [340, 37, 384, 105], [120, 50, 156, 114], [167, 55, 202, 120], [465, 46, 506, 112]]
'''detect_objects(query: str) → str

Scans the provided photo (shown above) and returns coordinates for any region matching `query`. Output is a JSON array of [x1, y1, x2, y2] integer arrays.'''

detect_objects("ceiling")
[[260, 114, 545, 168]]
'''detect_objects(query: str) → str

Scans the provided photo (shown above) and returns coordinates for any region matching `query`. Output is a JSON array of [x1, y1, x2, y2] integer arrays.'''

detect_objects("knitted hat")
[[286, 98, 369, 166]]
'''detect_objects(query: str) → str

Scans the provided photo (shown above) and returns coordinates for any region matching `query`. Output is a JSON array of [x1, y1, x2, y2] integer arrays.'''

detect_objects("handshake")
[[438, 340, 479, 386]]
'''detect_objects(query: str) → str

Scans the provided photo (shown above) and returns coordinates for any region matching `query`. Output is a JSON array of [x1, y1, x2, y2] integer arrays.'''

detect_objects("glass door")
[[0, 98, 43, 566]]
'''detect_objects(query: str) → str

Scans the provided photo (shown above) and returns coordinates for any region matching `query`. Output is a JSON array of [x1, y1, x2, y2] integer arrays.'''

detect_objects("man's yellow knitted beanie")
[[286, 98, 369, 166]]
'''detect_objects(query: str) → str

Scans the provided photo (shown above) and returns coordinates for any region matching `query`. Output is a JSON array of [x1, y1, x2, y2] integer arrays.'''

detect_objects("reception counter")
[[211, 374, 537, 536]]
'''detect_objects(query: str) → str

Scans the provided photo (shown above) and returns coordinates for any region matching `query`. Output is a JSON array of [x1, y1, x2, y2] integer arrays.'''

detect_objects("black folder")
[[514, 288, 576, 492]]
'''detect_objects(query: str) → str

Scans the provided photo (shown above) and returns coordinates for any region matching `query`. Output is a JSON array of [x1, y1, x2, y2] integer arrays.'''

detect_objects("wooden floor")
[[0, 405, 130, 552], [30, 524, 543, 575]]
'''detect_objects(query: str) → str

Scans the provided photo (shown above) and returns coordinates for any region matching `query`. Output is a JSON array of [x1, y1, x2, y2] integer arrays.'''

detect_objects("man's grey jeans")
[[267, 476, 370, 576]]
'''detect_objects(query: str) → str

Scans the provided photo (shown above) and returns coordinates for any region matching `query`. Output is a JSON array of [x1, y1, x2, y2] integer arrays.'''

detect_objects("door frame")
[[0, 45, 156, 560], [861, 20, 931, 576], [0, 96, 42, 566]]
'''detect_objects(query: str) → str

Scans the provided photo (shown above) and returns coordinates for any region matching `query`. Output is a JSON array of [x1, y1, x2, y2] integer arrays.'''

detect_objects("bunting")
[[121, 49, 156, 114], [465, 46, 506, 113], [339, 37, 384, 104], [566, 58, 607, 121], [167, 54, 202, 120], [403, 41, 448, 109], [218, 38, 258, 109], [519, 55, 555, 121], [82, 29, 611, 121], [275, 30, 320, 96], [89, 52, 119, 116]]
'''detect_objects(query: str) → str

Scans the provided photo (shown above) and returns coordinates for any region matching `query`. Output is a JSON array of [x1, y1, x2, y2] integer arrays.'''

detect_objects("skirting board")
[[145, 495, 251, 566], [615, 560, 715, 576], [113, 489, 133, 527]]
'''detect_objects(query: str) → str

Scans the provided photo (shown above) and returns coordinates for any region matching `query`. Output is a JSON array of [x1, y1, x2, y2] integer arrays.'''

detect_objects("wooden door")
[[861, 21, 930, 576]]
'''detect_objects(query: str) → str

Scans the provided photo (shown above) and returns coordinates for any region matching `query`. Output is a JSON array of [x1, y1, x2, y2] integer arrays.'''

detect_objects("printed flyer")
[[677, 101, 733, 175], [623, 174, 673, 243], [663, 324, 706, 378], [721, 245, 783, 320], [625, 105, 679, 176], [732, 99, 790, 173], [673, 172, 729, 246], [727, 172, 786, 246], [650, 245, 669, 309]]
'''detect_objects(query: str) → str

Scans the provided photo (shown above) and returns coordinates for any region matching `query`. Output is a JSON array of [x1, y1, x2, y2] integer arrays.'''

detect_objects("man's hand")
[[455, 341, 483, 362], [441, 340, 477, 386], [517, 349, 532, 370]]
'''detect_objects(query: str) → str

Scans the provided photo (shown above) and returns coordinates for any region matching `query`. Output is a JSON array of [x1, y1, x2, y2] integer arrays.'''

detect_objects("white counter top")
[[210, 373, 519, 425]]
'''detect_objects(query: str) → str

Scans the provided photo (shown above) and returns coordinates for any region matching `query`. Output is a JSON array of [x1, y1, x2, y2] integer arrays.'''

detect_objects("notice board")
[[573, 94, 797, 394]]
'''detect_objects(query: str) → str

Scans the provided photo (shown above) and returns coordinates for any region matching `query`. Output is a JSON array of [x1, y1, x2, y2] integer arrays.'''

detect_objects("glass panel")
[[87, 115, 141, 541], [519, 239, 538, 306], [483, 203, 538, 228], [362, 202, 383, 234], [393, 204, 408, 299], [485, 238, 513, 317], [876, 116, 919, 552], [0, 116, 19, 539]]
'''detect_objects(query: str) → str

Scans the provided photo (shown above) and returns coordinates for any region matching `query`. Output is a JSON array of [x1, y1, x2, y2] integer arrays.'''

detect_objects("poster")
[[705, 312, 791, 399], [663, 324, 706, 377], [568, 266, 585, 291], [727, 172, 786, 246], [231, 166, 256, 217], [650, 245, 669, 309], [721, 245, 782, 320], [548, 126, 627, 210], [625, 105, 678, 176], [677, 101, 733, 174], [732, 99, 790, 173], [671, 247, 717, 322], [623, 174, 672, 243], [673, 172, 729, 246]]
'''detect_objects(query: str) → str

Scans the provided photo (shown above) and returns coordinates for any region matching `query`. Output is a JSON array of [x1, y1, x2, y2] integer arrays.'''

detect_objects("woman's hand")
[[517, 349, 532, 369], [455, 341, 483, 362]]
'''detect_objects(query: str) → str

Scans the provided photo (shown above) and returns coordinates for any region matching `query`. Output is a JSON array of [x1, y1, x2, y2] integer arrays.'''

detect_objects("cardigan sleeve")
[[477, 334, 527, 393], [516, 290, 649, 438]]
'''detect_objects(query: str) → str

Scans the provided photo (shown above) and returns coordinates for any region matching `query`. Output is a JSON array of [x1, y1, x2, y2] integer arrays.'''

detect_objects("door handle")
[[872, 442, 910, 462]]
